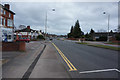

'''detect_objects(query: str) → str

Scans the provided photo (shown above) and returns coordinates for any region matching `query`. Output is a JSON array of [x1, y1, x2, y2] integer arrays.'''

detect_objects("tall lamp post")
[[45, 9, 55, 40], [103, 12, 110, 42]]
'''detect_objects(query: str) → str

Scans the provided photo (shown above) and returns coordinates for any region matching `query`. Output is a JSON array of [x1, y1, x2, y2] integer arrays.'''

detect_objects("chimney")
[[27, 26, 30, 29], [4, 4, 10, 10]]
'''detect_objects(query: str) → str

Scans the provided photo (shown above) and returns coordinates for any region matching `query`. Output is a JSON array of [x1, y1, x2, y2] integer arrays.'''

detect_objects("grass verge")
[[104, 42, 120, 45], [76, 42, 88, 44], [87, 44, 120, 51], [76, 42, 120, 51]]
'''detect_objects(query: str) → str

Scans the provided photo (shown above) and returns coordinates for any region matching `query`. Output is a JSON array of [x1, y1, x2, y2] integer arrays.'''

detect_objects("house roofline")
[[0, 4, 15, 15]]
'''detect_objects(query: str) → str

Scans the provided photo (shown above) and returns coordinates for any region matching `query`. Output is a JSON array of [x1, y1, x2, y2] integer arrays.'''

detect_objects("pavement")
[[29, 42, 69, 78], [52, 39, 119, 78], [2, 41, 44, 78], [2, 41, 70, 78]]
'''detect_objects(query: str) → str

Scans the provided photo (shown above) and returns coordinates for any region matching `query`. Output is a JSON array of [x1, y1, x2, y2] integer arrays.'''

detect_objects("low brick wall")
[[2, 42, 26, 51]]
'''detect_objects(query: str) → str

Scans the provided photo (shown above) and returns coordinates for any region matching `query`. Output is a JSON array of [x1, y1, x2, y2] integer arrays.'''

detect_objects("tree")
[[67, 26, 74, 38], [37, 35, 45, 40], [118, 25, 120, 33], [110, 30, 113, 33], [88, 28, 95, 41], [85, 32, 89, 38], [73, 20, 82, 38], [70, 26, 74, 34], [70, 26, 74, 38], [67, 20, 83, 38], [115, 33, 120, 41], [89, 28, 95, 35], [115, 25, 120, 41], [67, 33, 71, 38]]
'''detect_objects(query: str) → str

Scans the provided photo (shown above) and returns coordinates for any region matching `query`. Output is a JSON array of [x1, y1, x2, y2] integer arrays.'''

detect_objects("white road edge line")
[[79, 68, 120, 74], [115, 69, 120, 73]]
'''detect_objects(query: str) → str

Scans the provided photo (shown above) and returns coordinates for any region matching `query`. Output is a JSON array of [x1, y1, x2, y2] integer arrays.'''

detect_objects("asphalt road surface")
[[52, 39, 119, 78]]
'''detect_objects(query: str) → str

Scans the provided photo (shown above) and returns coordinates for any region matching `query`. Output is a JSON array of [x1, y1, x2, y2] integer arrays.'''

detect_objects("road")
[[2, 40, 119, 79], [52, 39, 119, 78]]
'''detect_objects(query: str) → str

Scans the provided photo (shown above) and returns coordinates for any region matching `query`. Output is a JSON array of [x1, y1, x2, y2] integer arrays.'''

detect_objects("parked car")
[[49, 38, 53, 40]]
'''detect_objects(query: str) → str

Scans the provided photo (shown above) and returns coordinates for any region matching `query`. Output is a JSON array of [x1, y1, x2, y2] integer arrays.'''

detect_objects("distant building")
[[18, 25, 26, 30], [15, 26, 42, 40], [93, 32, 118, 41]]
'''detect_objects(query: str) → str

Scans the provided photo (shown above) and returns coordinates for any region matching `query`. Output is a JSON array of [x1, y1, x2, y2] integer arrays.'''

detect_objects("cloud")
[[1, 2, 118, 35]]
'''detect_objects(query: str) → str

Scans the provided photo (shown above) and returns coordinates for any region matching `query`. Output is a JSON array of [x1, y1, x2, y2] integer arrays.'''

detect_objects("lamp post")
[[103, 12, 110, 42], [45, 9, 55, 40]]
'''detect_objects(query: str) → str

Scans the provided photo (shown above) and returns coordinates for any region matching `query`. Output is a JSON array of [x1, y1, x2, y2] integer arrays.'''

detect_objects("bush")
[[115, 33, 120, 41], [96, 36, 107, 41], [85, 38, 94, 41], [37, 35, 45, 40]]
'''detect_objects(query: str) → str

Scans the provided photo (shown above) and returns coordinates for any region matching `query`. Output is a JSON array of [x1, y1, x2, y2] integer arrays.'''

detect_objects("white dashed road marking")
[[79, 68, 120, 74]]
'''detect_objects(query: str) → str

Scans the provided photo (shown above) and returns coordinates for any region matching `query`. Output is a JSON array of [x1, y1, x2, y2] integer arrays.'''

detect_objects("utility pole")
[[45, 11, 47, 40], [107, 14, 110, 42], [44, 9, 55, 40], [103, 12, 110, 42]]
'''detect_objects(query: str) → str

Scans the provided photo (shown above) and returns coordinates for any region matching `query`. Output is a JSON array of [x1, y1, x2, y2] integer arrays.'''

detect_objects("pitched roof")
[[0, 4, 15, 15], [15, 28, 38, 32]]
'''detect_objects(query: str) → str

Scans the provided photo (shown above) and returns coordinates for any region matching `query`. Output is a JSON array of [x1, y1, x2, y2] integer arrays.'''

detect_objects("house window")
[[10, 19, 13, 26], [0, 16, 2, 26], [4, 10, 6, 15], [7, 35, 11, 39], [3, 18, 6, 26], [7, 19, 13, 27], [0, 8, 3, 14], [9, 13, 11, 18], [7, 19, 9, 26]]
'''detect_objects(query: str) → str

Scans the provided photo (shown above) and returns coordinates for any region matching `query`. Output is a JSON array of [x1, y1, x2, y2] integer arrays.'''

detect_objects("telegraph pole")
[[103, 12, 110, 42], [45, 11, 47, 40]]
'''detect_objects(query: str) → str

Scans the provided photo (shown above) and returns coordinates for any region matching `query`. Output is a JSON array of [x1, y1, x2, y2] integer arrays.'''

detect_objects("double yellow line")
[[52, 43, 77, 71]]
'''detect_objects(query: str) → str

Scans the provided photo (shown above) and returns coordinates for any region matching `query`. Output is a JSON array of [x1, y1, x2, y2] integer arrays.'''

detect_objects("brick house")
[[0, 4, 15, 28], [0, 4, 15, 42]]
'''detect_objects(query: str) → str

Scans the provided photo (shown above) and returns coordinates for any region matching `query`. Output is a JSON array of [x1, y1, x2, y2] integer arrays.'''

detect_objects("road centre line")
[[79, 68, 120, 74], [52, 43, 73, 71], [52, 42, 77, 71], [57, 47, 77, 71]]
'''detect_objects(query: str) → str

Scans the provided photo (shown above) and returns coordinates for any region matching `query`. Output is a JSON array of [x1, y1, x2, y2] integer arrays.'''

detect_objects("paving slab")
[[30, 42, 70, 78], [2, 41, 44, 78]]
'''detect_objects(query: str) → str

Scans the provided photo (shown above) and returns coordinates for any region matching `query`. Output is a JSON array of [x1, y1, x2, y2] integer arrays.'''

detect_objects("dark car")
[[49, 38, 53, 40]]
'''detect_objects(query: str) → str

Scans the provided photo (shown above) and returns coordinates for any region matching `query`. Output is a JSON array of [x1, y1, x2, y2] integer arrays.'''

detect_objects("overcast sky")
[[1, 2, 118, 35]]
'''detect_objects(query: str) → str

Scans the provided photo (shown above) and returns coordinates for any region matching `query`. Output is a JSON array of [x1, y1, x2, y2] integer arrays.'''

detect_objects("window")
[[4, 10, 6, 15], [9, 13, 11, 18], [0, 16, 2, 26], [7, 35, 11, 39], [7, 19, 9, 26], [7, 19, 13, 27], [0, 8, 3, 14], [3, 18, 6, 26]]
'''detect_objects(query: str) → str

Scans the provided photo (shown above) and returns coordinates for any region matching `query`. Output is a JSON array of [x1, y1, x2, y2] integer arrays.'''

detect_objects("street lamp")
[[103, 12, 110, 42], [45, 9, 55, 40]]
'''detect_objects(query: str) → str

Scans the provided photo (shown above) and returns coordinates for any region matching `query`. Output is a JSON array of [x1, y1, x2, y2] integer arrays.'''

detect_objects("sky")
[[1, 2, 118, 35]]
